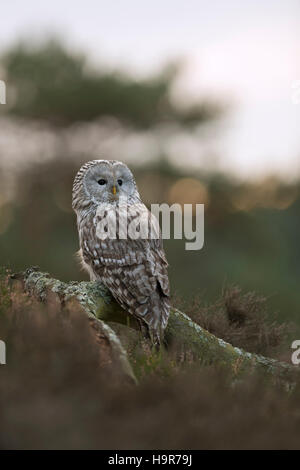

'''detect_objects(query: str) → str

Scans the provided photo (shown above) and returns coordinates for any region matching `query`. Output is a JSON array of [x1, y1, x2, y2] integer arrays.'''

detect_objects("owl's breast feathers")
[[78, 203, 170, 343]]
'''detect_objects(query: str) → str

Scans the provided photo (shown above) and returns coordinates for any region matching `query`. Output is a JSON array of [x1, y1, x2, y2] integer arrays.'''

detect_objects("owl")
[[72, 160, 170, 345]]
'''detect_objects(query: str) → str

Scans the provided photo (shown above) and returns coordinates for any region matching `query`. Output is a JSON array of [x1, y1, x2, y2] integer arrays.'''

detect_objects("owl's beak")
[[112, 185, 117, 195]]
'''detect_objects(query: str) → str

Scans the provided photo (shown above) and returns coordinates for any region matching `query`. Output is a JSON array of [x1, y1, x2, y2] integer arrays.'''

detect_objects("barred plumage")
[[72, 159, 170, 345]]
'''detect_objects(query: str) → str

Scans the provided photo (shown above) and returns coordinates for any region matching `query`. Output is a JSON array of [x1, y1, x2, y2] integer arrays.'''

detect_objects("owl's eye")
[[117, 179, 123, 186], [98, 179, 107, 185]]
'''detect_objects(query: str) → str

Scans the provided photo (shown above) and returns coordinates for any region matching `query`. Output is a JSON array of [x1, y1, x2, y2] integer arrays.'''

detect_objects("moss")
[[10, 267, 137, 385], [11, 267, 299, 386]]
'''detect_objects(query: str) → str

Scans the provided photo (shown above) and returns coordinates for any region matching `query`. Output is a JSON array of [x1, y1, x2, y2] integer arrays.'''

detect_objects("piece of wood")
[[10, 267, 298, 385]]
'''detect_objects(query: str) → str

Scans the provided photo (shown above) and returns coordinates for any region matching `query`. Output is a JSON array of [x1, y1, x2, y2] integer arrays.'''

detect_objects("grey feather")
[[72, 159, 170, 345]]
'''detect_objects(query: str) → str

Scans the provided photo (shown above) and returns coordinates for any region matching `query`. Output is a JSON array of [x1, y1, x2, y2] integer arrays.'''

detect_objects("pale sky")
[[1, 0, 300, 179]]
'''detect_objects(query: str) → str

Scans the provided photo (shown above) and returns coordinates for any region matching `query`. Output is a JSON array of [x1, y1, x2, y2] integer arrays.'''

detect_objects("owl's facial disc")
[[84, 162, 136, 203]]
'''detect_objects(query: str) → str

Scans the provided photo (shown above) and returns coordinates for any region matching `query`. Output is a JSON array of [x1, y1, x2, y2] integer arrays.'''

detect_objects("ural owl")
[[72, 160, 170, 345]]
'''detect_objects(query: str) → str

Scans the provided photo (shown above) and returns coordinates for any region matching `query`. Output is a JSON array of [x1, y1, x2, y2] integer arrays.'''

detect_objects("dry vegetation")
[[1, 271, 300, 450], [174, 286, 293, 360]]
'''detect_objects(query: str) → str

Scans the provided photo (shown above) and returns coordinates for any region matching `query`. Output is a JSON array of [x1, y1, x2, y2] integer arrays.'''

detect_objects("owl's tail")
[[145, 294, 170, 347]]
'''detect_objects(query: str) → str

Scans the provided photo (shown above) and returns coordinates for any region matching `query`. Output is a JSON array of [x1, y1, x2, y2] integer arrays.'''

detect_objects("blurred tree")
[[1, 37, 299, 328], [1, 39, 221, 127]]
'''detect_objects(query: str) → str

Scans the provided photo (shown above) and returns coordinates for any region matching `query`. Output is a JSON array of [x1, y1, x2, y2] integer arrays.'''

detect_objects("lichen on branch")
[[9, 267, 298, 385]]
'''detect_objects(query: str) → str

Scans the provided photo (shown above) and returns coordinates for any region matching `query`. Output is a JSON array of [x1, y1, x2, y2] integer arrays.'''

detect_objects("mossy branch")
[[10, 267, 298, 384]]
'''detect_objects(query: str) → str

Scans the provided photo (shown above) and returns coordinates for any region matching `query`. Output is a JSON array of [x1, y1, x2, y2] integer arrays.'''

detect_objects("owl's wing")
[[81, 205, 170, 342], [149, 237, 170, 296]]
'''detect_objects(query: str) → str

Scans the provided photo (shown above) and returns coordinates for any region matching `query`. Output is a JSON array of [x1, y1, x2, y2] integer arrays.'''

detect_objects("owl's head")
[[72, 160, 140, 210]]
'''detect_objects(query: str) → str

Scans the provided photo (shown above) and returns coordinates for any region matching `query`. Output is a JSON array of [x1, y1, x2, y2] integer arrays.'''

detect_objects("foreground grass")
[[1, 270, 300, 449]]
